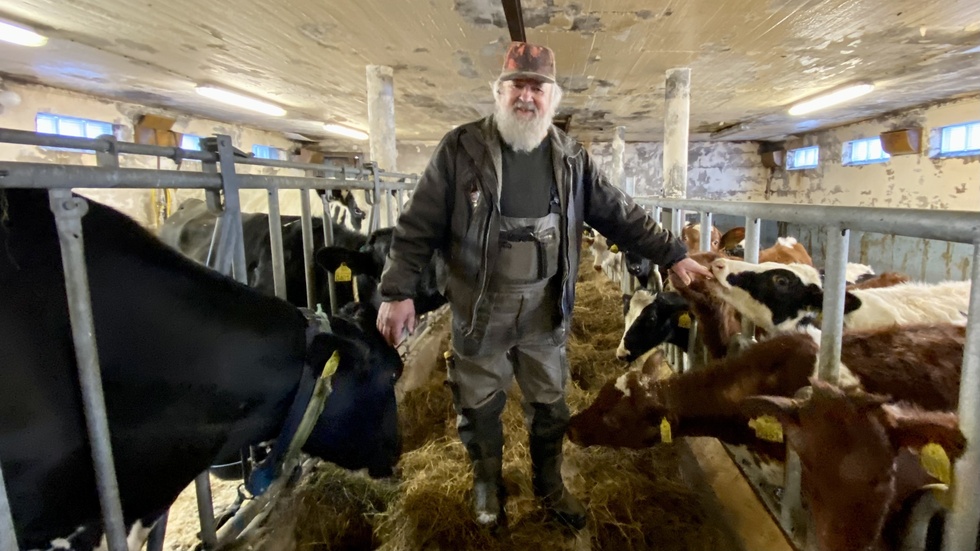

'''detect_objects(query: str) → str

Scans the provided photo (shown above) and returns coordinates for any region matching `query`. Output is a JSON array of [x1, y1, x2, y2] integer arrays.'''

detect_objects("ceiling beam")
[[501, 0, 526, 42]]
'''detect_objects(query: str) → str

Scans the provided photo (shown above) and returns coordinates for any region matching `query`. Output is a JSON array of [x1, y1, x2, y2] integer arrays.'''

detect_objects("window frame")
[[786, 145, 820, 170], [842, 137, 890, 166], [934, 121, 980, 159]]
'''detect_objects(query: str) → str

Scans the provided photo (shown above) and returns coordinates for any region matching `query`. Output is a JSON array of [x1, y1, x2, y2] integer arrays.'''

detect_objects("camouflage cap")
[[499, 41, 556, 84]]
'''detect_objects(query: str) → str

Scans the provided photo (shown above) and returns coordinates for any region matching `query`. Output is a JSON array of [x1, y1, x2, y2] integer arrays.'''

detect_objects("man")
[[377, 42, 710, 530]]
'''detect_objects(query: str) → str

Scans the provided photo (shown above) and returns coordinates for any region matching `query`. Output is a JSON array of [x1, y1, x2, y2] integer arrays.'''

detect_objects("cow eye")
[[772, 274, 789, 288]]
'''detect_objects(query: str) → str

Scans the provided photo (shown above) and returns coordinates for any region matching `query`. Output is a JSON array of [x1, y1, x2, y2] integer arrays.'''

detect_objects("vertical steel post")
[[299, 189, 316, 310], [817, 227, 849, 383], [145, 511, 168, 551], [943, 243, 980, 550], [212, 135, 248, 284], [193, 474, 217, 548], [266, 188, 287, 300], [698, 211, 712, 252], [48, 190, 128, 551], [741, 216, 761, 338], [0, 462, 19, 551], [319, 193, 339, 315]]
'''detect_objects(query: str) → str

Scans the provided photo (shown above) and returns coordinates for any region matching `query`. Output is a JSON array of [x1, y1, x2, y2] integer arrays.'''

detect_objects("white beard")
[[495, 99, 554, 152]]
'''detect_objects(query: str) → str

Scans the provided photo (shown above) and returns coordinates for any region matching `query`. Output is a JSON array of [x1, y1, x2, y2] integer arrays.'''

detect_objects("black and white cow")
[[315, 227, 447, 316], [710, 258, 971, 333], [321, 189, 367, 231], [159, 198, 368, 310], [616, 289, 691, 362], [1, 189, 402, 550]]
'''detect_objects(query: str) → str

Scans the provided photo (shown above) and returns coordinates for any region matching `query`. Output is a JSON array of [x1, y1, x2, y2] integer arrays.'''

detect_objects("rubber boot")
[[455, 388, 508, 528], [529, 400, 587, 530]]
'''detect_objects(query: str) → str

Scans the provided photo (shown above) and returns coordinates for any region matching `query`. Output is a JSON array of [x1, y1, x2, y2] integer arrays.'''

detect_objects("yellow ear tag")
[[920, 443, 952, 486], [335, 262, 352, 282], [321, 350, 341, 379], [660, 418, 672, 443], [749, 416, 784, 443], [609, 244, 620, 253], [677, 312, 692, 329]]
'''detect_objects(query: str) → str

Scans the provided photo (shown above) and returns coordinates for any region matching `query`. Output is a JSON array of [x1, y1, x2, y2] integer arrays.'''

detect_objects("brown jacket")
[[379, 116, 687, 337]]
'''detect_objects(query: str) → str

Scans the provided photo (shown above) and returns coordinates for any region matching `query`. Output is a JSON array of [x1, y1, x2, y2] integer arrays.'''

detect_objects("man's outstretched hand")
[[377, 298, 417, 347], [669, 256, 712, 287]]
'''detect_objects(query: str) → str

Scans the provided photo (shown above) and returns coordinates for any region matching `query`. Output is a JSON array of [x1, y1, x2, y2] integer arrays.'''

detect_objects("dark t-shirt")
[[500, 138, 556, 218]]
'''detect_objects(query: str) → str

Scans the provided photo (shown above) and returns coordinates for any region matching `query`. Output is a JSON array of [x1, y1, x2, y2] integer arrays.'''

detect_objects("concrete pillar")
[[366, 64, 397, 230], [611, 126, 626, 191], [366, 65, 397, 172], [663, 68, 691, 201]]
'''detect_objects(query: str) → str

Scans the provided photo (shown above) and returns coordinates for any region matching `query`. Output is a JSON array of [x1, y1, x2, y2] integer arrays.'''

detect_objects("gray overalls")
[[448, 198, 566, 411]]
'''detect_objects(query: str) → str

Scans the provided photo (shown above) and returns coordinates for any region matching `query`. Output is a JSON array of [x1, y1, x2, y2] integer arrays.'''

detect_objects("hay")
[[220, 247, 731, 550]]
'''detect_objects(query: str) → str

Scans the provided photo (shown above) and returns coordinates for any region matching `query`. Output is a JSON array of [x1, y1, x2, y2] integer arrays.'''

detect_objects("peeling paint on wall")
[[772, 96, 979, 281]]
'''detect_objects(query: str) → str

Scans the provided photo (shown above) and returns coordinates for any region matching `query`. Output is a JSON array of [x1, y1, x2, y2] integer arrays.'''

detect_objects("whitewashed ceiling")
[[0, 0, 978, 143]]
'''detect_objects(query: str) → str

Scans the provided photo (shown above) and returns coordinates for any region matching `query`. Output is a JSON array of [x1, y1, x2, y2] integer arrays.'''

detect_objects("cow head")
[[616, 289, 690, 362], [322, 189, 367, 231], [742, 381, 966, 551], [302, 303, 403, 477], [709, 258, 847, 332], [623, 250, 655, 289], [681, 223, 722, 253], [568, 368, 672, 448]]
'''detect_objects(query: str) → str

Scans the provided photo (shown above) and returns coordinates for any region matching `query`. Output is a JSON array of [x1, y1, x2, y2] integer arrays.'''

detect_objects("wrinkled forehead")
[[723, 259, 822, 286]]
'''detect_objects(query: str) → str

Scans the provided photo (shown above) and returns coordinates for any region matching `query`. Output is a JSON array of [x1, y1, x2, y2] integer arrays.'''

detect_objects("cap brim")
[[500, 71, 555, 84]]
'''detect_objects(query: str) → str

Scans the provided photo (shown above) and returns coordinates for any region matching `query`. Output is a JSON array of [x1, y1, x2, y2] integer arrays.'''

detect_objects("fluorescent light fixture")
[[788, 83, 875, 116], [323, 123, 369, 141], [195, 85, 286, 116], [0, 19, 47, 47]]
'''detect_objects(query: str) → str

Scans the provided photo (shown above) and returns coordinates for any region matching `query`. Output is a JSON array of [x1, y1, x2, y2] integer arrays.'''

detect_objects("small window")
[[180, 134, 203, 151], [842, 137, 890, 166], [35, 113, 115, 151], [251, 144, 286, 161], [787, 146, 819, 170], [936, 121, 980, 158]]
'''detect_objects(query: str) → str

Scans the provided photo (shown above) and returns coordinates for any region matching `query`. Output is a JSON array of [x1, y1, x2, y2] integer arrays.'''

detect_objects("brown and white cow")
[[710, 259, 971, 333], [742, 381, 968, 551], [569, 323, 964, 453]]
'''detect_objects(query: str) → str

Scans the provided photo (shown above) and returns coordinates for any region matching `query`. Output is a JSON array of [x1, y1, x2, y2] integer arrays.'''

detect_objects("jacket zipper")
[[559, 157, 572, 319], [466, 200, 493, 337]]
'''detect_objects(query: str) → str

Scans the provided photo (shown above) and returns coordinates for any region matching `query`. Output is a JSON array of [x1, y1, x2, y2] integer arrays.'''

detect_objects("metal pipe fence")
[[0, 128, 418, 551], [635, 196, 980, 551]]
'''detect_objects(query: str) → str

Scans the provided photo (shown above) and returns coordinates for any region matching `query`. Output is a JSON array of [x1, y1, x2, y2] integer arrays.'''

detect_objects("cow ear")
[[880, 406, 967, 462], [316, 247, 379, 276], [719, 227, 745, 251], [843, 292, 862, 314], [622, 293, 632, 317]]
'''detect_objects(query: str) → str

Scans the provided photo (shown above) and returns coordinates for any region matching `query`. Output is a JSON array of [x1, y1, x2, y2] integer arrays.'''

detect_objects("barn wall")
[[773, 95, 980, 282], [588, 140, 769, 200], [0, 81, 316, 228]]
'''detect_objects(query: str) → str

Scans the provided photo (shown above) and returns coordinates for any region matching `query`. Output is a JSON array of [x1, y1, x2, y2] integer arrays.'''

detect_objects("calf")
[[315, 227, 447, 315], [681, 223, 722, 253], [568, 323, 964, 452], [616, 289, 691, 362], [711, 258, 971, 333], [743, 381, 969, 551], [1, 190, 401, 550]]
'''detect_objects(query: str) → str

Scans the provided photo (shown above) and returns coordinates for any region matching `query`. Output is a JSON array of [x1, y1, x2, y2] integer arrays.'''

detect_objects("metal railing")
[[0, 128, 418, 551], [634, 196, 980, 551]]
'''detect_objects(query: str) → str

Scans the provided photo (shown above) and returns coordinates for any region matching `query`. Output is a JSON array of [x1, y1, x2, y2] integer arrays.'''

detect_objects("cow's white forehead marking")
[[776, 236, 798, 247], [625, 289, 657, 329], [715, 258, 823, 288]]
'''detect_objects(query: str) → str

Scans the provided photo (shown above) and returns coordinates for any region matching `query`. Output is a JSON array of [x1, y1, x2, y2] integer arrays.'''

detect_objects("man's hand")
[[377, 299, 416, 347], [669, 257, 712, 287]]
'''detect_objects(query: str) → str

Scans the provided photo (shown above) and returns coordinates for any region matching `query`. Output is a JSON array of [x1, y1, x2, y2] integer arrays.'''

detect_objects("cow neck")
[[246, 316, 336, 496]]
